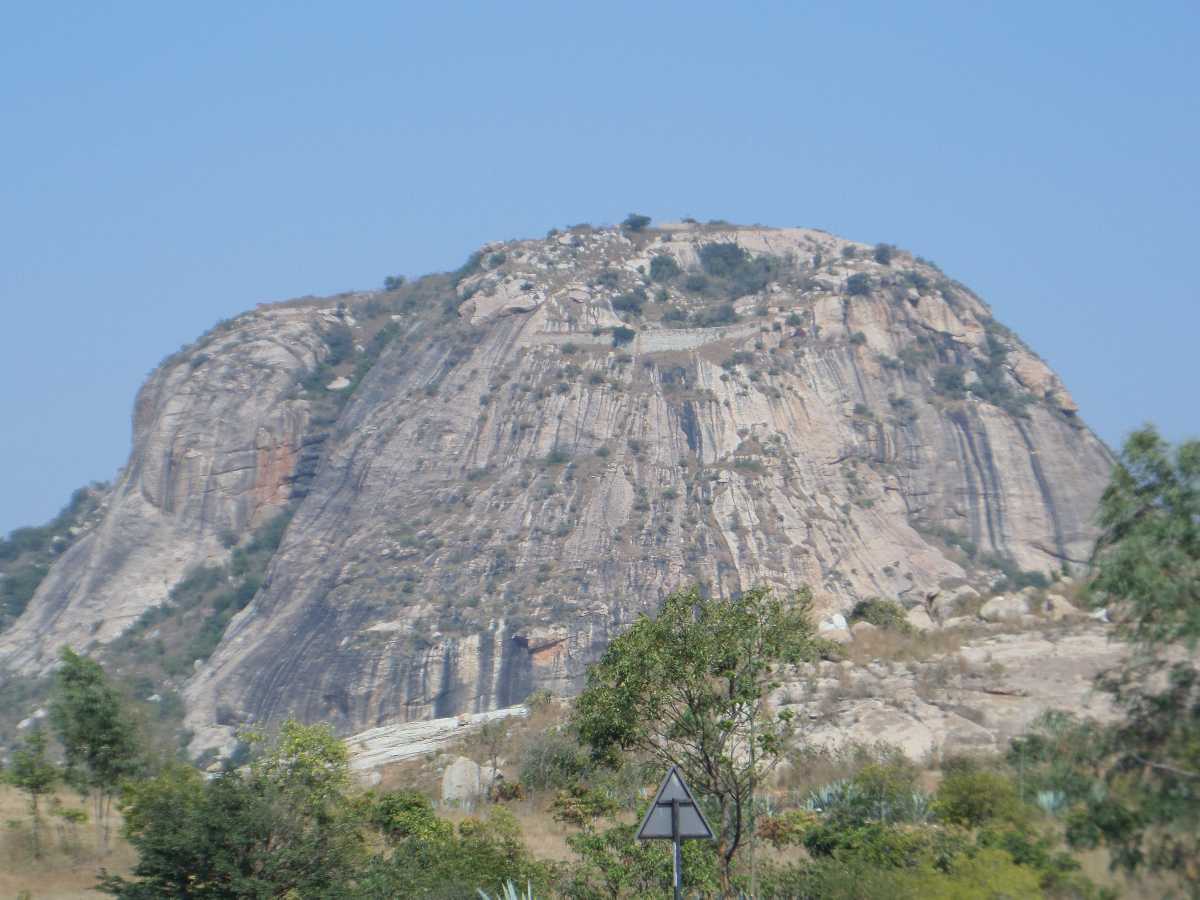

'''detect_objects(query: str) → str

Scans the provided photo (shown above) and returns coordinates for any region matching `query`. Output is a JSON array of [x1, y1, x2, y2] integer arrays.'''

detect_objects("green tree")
[[621, 213, 651, 232], [573, 584, 828, 894], [1071, 425, 1200, 890], [49, 647, 141, 855], [100, 720, 365, 898], [5, 726, 60, 858]]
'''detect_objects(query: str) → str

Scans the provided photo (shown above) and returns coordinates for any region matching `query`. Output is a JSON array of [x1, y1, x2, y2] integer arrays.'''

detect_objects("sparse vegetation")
[[697, 242, 780, 299], [846, 273, 871, 296], [648, 254, 681, 282], [620, 213, 651, 233], [610, 326, 636, 348], [848, 598, 911, 633]]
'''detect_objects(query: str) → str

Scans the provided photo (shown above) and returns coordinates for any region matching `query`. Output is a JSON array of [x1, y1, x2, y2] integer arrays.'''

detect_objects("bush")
[[698, 242, 778, 298], [698, 242, 750, 278], [593, 270, 620, 289], [383, 275, 406, 291], [933, 365, 966, 397], [846, 274, 871, 296], [323, 323, 354, 366], [841, 245, 858, 258], [519, 728, 592, 791], [693, 303, 738, 328], [649, 255, 681, 282], [682, 273, 710, 293], [849, 331, 867, 346], [934, 768, 1028, 828], [873, 243, 896, 266], [610, 326, 636, 348], [611, 288, 646, 316], [849, 598, 911, 632], [621, 213, 651, 232]]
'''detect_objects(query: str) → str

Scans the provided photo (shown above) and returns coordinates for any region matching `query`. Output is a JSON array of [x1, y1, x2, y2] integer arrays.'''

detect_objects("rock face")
[[0, 223, 1113, 754], [0, 305, 331, 672], [784, 625, 1123, 760]]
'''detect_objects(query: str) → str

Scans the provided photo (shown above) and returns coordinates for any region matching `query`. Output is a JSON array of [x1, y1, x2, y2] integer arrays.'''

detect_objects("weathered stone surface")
[[933, 585, 979, 620], [789, 625, 1123, 759], [979, 594, 1030, 623], [906, 606, 936, 632], [442, 756, 482, 804], [0, 306, 330, 674], [1041, 593, 1080, 621], [0, 223, 1113, 752], [345, 706, 528, 772]]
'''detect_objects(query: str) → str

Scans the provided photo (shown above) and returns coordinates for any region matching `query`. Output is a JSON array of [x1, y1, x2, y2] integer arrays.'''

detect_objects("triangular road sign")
[[635, 766, 715, 841]]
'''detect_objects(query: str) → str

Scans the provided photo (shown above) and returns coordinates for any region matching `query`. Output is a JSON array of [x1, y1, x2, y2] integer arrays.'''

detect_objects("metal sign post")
[[635, 766, 715, 900]]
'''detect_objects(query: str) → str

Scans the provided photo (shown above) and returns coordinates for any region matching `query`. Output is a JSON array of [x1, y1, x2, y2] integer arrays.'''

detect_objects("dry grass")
[[440, 798, 580, 862], [0, 785, 135, 900], [844, 626, 964, 665]]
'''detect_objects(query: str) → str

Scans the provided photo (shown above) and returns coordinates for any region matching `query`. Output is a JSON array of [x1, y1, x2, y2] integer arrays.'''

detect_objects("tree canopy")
[[573, 584, 830, 892]]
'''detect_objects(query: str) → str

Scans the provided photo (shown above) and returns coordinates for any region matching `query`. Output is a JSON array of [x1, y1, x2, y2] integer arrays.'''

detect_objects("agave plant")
[[802, 778, 861, 814], [907, 790, 933, 823], [1036, 789, 1068, 816], [477, 880, 534, 900]]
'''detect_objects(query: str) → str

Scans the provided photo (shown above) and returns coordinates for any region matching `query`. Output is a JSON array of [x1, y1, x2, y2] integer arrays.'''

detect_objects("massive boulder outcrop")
[[0, 306, 329, 671], [0, 223, 1113, 755]]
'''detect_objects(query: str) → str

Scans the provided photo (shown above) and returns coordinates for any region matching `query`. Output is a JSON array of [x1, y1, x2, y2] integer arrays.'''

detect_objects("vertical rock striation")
[[0, 306, 329, 672], [0, 223, 1113, 755]]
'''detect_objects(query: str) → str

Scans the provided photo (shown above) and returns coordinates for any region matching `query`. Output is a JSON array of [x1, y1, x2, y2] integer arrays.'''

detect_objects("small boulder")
[[933, 585, 979, 620], [441, 756, 482, 805], [819, 614, 849, 633], [906, 606, 936, 633], [1042, 593, 1079, 621], [823, 628, 853, 645], [979, 594, 1029, 623], [850, 621, 879, 638]]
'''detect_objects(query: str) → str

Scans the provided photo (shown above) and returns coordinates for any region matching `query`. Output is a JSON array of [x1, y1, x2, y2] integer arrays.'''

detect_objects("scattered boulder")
[[906, 606, 936, 633], [933, 585, 979, 620], [979, 594, 1029, 623], [850, 621, 879, 638], [819, 614, 849, 632], [441, 756, 482, 804], [1042, 593, 1079, 621]]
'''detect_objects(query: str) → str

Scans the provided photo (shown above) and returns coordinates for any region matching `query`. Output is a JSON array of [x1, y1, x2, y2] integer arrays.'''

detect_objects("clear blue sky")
[[1, 1, 1196, 535]]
